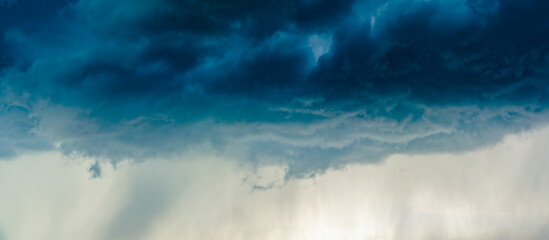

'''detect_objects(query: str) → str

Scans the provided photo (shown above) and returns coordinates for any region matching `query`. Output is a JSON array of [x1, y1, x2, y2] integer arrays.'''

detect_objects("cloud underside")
[[1, 0, 549, 178]]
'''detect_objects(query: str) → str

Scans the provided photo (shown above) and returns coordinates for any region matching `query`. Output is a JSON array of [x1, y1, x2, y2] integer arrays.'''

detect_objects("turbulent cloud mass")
[[1, 0, 549, 178], [2, 0, 549, 239]]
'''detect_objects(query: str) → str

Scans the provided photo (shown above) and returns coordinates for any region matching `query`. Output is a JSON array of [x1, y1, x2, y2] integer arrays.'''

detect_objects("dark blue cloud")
[[203, 33, 313, 100], [308, 0, 549, 107], [1, 0, 549, 179], [88, 161, 101, 178]]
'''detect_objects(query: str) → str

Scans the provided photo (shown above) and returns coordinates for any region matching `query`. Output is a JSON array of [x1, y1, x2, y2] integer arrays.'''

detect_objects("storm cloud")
[[1, 0, 549, 178]]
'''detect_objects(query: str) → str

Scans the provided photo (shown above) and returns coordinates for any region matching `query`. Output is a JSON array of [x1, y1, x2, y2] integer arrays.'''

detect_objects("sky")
[[1, 0, 549, 239]]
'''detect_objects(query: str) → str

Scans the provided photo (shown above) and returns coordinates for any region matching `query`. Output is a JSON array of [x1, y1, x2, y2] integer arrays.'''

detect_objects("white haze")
[[1, 127, 549, 240]]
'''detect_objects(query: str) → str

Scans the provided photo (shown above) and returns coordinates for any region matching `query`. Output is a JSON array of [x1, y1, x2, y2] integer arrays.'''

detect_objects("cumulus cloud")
[[1, 0, 549, 178]]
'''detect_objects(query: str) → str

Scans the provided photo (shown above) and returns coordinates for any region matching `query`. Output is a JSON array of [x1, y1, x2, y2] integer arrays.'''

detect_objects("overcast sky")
[[1, 0, 549, 239]]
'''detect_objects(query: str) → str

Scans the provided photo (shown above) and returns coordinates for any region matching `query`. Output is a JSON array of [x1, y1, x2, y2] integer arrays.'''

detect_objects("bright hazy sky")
[[1, 127, 549, 240]]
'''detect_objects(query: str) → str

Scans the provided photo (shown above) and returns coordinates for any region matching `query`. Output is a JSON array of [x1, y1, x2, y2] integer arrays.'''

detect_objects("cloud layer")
[[1, 0, 549, 177]]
